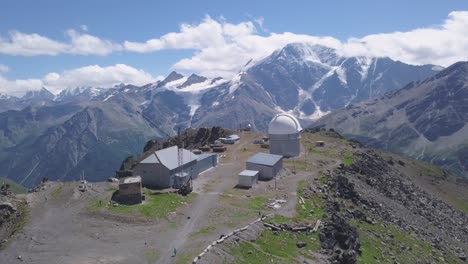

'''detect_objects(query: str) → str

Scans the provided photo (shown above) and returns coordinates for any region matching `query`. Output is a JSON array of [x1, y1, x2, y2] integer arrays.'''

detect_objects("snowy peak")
[[158, 71, 185, 87], [56, 86, 105, 101], [179, 74, 208, 89], [241, 42, 442, 121], [271, 43, 342, 66], [0, 93, 11, 99], [21, 87, 54, 101]]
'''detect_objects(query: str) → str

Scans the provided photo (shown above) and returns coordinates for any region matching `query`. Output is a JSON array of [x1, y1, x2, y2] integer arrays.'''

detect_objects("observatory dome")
[[268, 113, 302, 135]]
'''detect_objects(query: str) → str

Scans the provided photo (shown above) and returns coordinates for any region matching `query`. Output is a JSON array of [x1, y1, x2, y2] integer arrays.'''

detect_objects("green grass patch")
[[295, 180, 325, 222], [191, 226, 216, 236], [309, 148, 323, 155], [0, 177, 28, 194], [319, 175, 329, 185], [144, 248, 160, 264], [247, 196, 268, 210], [351, 220, 462, 264], [174, 253, 193, 264], [284, 159, 309, 171], [342, 152, 354, 166], [270, 214, 291, 224], [0, 200, 29, 250], [452, 198, 468, 214], [88, 190, 196, 219], [227, 229, 320, 263], [51, 185, 63, 197]]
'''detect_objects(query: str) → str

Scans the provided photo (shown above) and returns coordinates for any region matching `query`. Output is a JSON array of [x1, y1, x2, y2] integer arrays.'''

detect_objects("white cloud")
[[0, 29, 121, 56], [66, 30, 122, 55], [0, 64, 158, 96], [339, 11, 468, 66], [80, 25, 88, 32], [125, 12, 468, 78], [124, 16, 255, 53]]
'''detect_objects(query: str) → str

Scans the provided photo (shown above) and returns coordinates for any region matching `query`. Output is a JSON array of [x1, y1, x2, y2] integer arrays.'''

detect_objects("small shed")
[[246, 153, 283, 181], [117, 176, 143, 205], [238, 170, 259, 188], [315, 141, 325, 147]]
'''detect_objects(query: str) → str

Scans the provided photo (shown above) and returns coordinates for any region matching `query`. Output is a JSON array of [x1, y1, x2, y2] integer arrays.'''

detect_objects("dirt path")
[[157, 136, 255, 263]]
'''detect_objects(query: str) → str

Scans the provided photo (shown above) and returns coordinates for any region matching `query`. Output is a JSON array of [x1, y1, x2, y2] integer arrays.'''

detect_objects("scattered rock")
[[296, 241, 307, 248]]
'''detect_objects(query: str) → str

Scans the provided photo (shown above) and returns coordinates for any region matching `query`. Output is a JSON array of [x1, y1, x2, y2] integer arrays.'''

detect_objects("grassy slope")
[[88, 189, 196, 219], [0, 177, 28, 194]]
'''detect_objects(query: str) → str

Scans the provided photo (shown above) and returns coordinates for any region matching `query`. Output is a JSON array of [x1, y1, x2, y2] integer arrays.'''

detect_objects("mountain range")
[[313, 61, 468, 178], [0, 43, 443, 187]]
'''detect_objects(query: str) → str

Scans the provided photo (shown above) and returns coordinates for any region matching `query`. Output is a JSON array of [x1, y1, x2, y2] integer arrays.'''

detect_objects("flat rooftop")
[[239, 170, 259, 177], [120, 176, 142, 184], [246, 152, 283, 166]]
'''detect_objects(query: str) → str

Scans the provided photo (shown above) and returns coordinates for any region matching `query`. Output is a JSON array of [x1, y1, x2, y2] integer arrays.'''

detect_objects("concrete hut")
[[238, 170, 259, 188], [268, 113, 302, 157], [246, 152, 283, 181], [117, 176, 143, 205]]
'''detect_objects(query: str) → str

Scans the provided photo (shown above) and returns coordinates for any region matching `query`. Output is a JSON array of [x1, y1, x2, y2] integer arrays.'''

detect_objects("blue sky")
[[1, 1, 468, 95]]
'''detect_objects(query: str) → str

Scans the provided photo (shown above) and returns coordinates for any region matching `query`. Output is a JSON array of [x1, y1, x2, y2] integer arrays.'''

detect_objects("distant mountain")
[[0, 43, 444, 186], [0, 87, 55, 113], [190, 43, 440, 130], [313, 61, 468, 177]]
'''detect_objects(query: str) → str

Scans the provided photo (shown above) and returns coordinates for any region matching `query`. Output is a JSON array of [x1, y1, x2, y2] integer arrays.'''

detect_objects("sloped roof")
[[140, 146, 197, 170], [246, 152, 283, 166]]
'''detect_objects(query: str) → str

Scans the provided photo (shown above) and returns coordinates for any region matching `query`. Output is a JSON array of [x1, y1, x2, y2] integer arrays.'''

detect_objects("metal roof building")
[[268, 113, 302, 157], [196, 153, 218, 175], [133, 146, 218, 189], [133, 146, 198, 189], [246, 152, 283, 180]]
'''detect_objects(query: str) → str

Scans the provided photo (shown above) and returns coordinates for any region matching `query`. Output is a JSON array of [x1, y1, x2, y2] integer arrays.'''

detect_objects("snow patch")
[[356, 57, 373, 80], [335, 67, 347, 85], [103, 94, 113, 102], [228, 71, 245, 94]]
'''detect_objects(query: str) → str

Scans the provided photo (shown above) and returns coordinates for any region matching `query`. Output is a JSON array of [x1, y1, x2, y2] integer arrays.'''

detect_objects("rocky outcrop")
[[320, 148, 468, 260], [0, 199, 27, 249]]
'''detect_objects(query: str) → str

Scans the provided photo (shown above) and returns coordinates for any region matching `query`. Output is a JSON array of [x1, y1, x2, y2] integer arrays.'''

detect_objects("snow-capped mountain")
[[55, 86, 106, 102], [0, 43, 443, 187], [242, 43, 440, 119]]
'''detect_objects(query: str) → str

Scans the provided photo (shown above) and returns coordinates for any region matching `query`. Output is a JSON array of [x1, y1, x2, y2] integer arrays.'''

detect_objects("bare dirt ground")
[[0, 132, 335, 264]]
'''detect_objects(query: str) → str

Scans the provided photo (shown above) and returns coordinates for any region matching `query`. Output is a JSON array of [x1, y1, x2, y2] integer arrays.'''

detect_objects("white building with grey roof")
[[133, 146, 217, 189], [246, 152, 283, 180], [268, 113, 302, 157]]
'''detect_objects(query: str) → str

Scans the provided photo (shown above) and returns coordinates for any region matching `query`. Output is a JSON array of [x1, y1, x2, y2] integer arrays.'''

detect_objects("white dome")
[[268, 113, 302, 135]]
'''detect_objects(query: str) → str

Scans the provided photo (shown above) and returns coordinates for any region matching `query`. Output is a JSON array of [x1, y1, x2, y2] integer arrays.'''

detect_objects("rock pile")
[[329, 149, 468, 260]]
